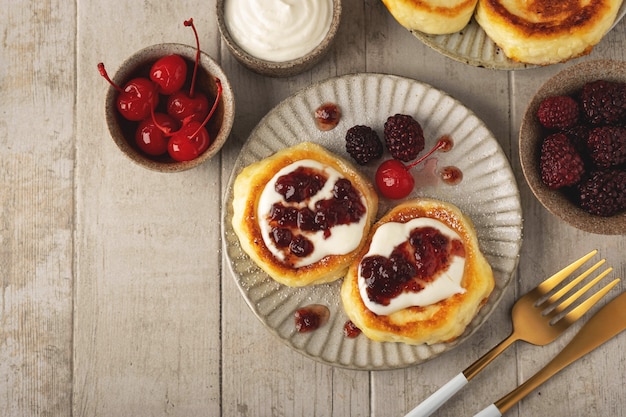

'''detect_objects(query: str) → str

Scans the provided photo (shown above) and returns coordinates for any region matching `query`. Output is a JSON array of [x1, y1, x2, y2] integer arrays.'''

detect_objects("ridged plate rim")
[[411, 4, 626, 70], [222, 73, 523, 370]]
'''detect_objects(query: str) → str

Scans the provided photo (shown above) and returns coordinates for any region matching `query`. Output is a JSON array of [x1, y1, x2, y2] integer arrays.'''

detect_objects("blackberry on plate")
[[580, 80, 626, 125], [586, 126, 626, 168], [537, 95, 579, 130], [578, 169, 626, 216], [384, 114, 425, 162], [345, 125, 383, 165], [540, 133, 585, 189]]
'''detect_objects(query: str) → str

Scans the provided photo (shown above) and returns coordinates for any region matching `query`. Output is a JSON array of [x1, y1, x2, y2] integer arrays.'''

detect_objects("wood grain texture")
[[0, 1, 75, 416], [0, 0, 624, 416]]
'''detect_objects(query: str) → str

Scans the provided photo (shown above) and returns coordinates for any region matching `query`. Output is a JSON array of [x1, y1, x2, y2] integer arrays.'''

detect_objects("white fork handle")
[[473, 404, 502, 417], [404, 372, 468, 417]]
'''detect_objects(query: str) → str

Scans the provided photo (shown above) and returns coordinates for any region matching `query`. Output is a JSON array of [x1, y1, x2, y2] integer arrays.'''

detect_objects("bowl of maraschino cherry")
[[99, 18, 235, 172]]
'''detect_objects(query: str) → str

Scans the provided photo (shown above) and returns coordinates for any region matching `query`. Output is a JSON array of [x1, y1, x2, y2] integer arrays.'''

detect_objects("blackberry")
[[384, 114, 425, 162], [540, 133, 585, 189], [537, 95, 579, 130], [586, 126, 626, 168], [345, 125, 383, 165], [578, 169, 626, 216], [563, 124, 590, 161], [580, 80, 626, 125]]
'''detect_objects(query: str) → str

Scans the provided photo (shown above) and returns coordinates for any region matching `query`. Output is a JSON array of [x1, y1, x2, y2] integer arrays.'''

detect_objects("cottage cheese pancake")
[[231, 142, 378, 287], [382, 0, 478, 34], [475, 0, 623, 65], [341, 198, 494, 345]]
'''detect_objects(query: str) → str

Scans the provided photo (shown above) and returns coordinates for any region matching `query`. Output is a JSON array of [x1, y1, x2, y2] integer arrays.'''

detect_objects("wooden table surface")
[[2, 1, 625, 416]]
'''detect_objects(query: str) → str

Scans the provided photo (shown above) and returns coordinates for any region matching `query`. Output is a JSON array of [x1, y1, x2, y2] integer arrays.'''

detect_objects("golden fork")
[[405, 249, 620, 417]]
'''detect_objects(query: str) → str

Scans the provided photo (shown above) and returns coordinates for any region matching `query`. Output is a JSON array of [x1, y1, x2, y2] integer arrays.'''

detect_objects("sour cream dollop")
[[358, 218, 467, 316], [225, 0, 334, 62]]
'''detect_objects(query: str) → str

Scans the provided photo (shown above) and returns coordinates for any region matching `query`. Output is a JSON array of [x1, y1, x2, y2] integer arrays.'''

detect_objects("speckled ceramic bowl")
[[216, 0, 342, 77], [104, 43, 235, 172], [519, 59, 626, 234]]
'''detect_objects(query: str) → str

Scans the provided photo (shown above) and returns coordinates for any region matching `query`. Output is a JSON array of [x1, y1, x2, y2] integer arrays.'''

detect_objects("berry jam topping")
[[360, 222, 465, 309], [268, 176, 366, 256], [314, 103, 341, 131], [294, 304, 330, 332], [259, 160, 369, 267], [343, 320, 362, 338], [275, 166, 327, 202], [440, 166, 463, 185]]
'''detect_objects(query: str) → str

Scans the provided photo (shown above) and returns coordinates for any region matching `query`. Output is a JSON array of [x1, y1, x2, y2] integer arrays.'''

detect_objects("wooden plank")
[[73, 2, 221, 416], [0, 1, 75, 416]]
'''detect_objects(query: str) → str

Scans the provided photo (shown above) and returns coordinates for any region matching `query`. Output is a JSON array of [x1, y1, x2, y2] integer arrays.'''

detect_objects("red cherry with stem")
[[375, 139, 447, 199], [98, 63, 158, 122], [150, 54, 188, 95], [166, 18, 209, 123], [135, 112, 179, 156], [167, 90, 209, 123], [375, 159, 415, 199], [167, 77, 223, 162], [168, 121, 209, 161]]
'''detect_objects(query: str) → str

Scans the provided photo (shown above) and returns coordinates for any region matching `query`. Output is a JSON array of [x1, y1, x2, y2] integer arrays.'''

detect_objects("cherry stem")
[[97, 63, 123, 93], [188, 77, 222, 138], [153, 77, 222, 138], [184, 18, 200, 98], [406, 139, 446, 170], [150, 106, 172, 136]]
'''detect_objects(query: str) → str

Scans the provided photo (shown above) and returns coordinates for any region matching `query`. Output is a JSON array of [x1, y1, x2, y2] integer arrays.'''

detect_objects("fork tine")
[[556, 277, 621, 324], [542, 259, 606, 307], [536, 249, 598, 295], [550, 267, 614, 315]]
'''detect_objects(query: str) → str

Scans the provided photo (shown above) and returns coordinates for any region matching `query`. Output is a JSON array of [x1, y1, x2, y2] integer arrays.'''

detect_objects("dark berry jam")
[[360, 226, 465, 306], [440, 166, 463, 185], [438, 135, 454, 152], [343, 320, 362, 338], [314, 102, 341, 131], [294, 304, 330, 332], [289, 235, 314, 257], [275, 166, 326, 203], [267, 166, 366, 263]]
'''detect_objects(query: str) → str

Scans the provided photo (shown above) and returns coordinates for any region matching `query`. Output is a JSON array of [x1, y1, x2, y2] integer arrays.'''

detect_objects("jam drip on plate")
[[360, 226, 465, 306], [268, 167, 366, 259]]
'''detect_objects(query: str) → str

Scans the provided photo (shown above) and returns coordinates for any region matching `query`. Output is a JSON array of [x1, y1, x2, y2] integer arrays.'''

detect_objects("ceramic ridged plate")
[[411, 4, 626, 70], [222, 73, 523, 370]]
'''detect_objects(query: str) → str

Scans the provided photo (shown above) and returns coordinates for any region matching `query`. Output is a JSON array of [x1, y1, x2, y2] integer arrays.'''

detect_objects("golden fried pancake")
[[341, 198, 494, 345], [382, 0, 478, 34], [231, 142, 378, 287], [475, 0, 623, 65]]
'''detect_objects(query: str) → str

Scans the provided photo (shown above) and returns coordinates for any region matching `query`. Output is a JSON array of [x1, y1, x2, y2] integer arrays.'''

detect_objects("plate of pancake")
[[406, 0, 626, 69], [222, 73, 523, 370]]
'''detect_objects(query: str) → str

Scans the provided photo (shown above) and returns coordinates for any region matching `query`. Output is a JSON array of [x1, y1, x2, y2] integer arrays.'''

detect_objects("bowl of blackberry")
[[519, 60, 626, 234], [98, 18, 234, 172]]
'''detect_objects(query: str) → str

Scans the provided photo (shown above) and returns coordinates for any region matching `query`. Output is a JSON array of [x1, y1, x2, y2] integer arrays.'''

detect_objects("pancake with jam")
[[382, 0, 478, 34], [475, 0, 623, 65], [341, 198, 494, 345], [231, 142, 378, 287]]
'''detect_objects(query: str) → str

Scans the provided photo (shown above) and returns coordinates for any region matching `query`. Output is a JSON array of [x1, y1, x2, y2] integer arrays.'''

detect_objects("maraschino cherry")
[[167, 78, 222, 161], [375, 138, 448, 199], [98, 63, 158, 122], [166, 18, 209, 123], [135, 113, 179, 156], [150, 54, 188, 95]]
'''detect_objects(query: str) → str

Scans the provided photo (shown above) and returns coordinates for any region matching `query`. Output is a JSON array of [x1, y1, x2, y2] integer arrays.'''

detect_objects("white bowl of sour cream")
[[216, 0, 342, 77]]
